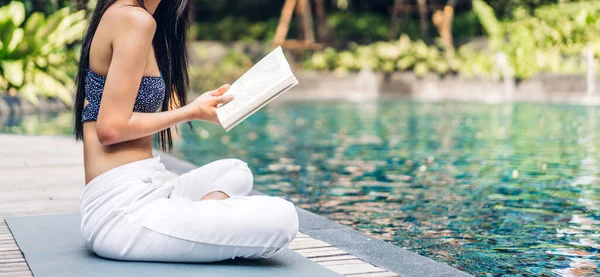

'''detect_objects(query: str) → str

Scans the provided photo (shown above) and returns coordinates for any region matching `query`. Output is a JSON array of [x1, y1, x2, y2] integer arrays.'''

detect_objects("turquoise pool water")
[[2, 100, 599, 276]]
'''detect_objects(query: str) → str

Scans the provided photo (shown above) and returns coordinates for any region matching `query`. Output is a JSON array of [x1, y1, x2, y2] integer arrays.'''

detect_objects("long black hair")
[[73, 0, 191, 152]]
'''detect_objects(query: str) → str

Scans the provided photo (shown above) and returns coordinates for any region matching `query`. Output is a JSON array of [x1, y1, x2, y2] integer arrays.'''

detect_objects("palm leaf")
[[1, 59, 24, 86]]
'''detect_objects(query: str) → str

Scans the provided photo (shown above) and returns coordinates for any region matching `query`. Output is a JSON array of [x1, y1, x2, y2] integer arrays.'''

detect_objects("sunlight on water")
[[2, 100, 599, 276]]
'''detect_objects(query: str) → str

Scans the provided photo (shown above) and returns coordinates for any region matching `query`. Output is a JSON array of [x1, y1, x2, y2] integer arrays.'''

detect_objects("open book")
[[216, 46, 299, 131]]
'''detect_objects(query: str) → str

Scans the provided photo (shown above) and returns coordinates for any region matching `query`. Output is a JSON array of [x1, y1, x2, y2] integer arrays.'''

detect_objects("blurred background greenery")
[[0, 0, 599, 104]]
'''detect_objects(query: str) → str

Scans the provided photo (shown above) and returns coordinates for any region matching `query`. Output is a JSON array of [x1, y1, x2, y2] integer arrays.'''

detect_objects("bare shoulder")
[[105, 5, 156, 35]]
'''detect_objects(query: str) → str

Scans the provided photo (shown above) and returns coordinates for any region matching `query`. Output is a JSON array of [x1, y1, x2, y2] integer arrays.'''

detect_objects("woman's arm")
[[95, 8, 232, 145], [99, 86, 232, 145]]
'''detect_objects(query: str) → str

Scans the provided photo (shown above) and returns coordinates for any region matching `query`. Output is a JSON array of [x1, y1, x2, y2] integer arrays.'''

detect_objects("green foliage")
[[0, 0, 77, 15], [190, 17, 281, 42], [304, 35, 463, 78], [472, 0, 503, 49], [473, 0, 600, 79], [307, 1, 600, 80], [189, 50, 254, 93], [484, 0, 581, 18], [455, 44, 495, 78], [0, 1, 85, 104], [327, 12, 391, 43], [190, 12, 437, 44], [452, 11, 483, 43], [328, 12, 439, 42]]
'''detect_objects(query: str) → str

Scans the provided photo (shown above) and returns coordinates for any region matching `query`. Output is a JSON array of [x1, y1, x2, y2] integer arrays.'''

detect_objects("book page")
[[217, 47, 290, 121], [223, 80, 298, 131]]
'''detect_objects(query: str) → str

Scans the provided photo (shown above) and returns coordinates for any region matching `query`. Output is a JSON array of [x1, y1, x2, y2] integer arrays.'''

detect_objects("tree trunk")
[[313, 0, 335, 43], [296, 0, 315, 43], [432, 0, 456, 49], [273, 0, 298, 47], [388, 0, 404, 40], [417, 0, 428, 36]]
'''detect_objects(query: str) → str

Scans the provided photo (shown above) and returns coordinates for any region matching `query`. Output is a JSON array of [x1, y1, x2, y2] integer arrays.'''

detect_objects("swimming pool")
[[2, 100, 599, 276]]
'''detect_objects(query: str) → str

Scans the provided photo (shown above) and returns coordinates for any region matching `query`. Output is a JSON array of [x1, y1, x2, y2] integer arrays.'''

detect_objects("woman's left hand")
[[186, 84, 233, 124]]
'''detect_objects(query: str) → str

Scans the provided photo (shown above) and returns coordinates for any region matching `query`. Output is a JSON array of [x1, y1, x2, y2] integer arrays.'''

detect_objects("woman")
[[73, 0, 299, 262]]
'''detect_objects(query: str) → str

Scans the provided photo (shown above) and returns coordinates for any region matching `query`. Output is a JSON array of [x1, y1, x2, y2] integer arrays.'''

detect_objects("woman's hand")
[[187, 84, 234, 124]]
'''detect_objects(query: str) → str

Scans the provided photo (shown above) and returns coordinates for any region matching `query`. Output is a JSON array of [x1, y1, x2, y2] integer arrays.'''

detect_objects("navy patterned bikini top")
[[81, 68, 166, 122]]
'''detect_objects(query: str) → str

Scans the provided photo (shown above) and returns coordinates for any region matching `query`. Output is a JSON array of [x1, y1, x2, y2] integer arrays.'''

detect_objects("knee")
[[228, 159, 254, 195], [230, 158, 251, 174], [265, 197, 299, 248], [280, 199, 299, 239]]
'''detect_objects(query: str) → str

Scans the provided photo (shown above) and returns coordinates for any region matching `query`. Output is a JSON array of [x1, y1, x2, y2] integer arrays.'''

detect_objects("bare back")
[[83, 3, 160, 184]]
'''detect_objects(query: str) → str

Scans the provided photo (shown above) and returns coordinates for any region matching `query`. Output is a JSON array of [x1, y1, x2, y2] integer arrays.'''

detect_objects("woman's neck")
[[143, 0, 160, 15], [117, 0, 160, 15]]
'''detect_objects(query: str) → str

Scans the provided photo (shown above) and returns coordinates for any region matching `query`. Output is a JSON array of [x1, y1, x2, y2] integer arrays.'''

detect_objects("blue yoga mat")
[[5, 213, 340, 277]]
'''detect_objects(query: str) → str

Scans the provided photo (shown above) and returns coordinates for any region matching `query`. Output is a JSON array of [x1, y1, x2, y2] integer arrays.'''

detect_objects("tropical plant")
[[0, 1, 86, 104], [472, 0, 600, 79], [191, 18, 282, 42], [189, 50, 254, 93], [327, 12, 392, 43], [455, 44, 494, 78], [304, 34, 462, 78], [306, 1, 600, 80]]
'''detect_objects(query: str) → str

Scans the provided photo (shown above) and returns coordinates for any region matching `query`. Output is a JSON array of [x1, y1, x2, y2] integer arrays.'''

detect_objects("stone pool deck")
[[0, 134, 471, 277]]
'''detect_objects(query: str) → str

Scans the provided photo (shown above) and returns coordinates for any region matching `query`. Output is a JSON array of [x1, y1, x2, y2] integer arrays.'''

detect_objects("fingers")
[[206, 84, 234, 107], [210, 84, 231, 96], [216, 94, 234, 105], [207, 94, 234, 107]]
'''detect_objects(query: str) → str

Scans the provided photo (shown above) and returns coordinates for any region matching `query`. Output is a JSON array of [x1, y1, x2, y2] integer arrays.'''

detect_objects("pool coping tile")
[[154, 150, 473, 277]]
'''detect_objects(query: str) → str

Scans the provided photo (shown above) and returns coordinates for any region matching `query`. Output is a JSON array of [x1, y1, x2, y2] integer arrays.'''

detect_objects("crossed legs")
[[169, 158, 254, 201]]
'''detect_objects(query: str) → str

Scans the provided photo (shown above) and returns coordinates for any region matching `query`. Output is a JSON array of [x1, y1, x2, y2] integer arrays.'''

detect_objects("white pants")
[[80, 156, 299, 262]]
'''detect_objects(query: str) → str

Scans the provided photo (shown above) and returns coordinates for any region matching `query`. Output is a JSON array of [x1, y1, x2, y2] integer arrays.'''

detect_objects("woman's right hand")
[[186, 84, 234, 124]]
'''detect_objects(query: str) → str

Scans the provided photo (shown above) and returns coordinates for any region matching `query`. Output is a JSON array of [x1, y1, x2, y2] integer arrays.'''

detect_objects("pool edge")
[[153, 150, 473, 277]]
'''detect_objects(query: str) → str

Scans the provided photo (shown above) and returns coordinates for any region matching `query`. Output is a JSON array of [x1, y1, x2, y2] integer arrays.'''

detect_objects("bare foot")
[[201, 191, 229, 200]]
